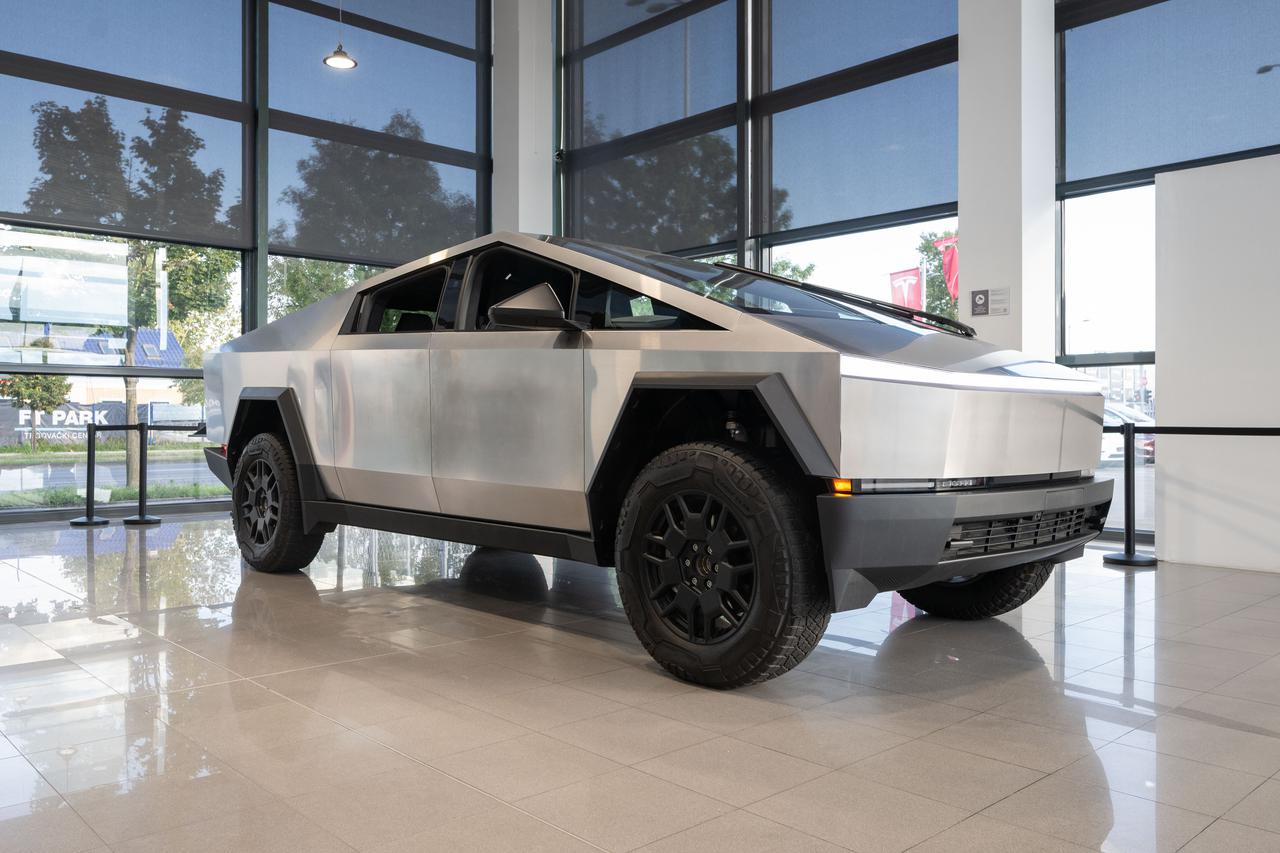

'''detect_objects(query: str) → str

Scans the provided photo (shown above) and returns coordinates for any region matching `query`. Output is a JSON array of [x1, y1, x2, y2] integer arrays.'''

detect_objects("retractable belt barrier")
[[69, 422, 206, 528], [1100, 423, 1280, 568]]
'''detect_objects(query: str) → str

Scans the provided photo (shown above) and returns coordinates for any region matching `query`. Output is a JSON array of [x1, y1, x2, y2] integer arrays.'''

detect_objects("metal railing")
[[69, 421, 205, 528], [1100, 422, 1280, 568]]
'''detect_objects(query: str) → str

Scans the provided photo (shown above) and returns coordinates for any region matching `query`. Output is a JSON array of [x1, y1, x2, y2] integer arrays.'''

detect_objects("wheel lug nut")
[[692, 543, 699, 552], [684, 559, 691, 567], [705, 580, 712, 588]]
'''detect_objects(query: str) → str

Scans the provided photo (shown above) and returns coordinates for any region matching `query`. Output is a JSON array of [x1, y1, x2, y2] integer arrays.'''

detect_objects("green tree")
[[266, 256, 381, 321], [278, 112, 475, 261], [917, 230, 959, 320], [770, 258, 815, 282], [0, 340, 71, 451], [576, 116, 793, 250], [25, 96, 129, 226], [128, 108, 227, 237]]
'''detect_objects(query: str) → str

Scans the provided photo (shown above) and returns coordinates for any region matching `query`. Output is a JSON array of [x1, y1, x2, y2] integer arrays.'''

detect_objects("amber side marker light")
[[831, 479, 854, 496]]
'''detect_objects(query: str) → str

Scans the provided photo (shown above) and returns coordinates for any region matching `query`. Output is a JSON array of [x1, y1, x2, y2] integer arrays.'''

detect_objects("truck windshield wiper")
[[711, 262, 977, 338]]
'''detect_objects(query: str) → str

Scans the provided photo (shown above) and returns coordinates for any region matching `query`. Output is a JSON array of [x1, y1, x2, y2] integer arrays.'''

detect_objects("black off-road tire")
[[615, 441, 831, 689], [898, 560, 1055, 620], [232, 432, 325, 572]]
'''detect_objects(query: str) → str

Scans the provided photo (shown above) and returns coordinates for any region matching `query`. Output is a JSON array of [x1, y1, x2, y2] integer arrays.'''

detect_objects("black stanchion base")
[[123, 515, 162, 526], [69, 516, 110, 528], [1103, 551, 1158, 568]]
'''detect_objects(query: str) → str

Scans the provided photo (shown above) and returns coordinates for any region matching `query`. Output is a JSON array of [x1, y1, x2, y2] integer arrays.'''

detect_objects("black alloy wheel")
[[641, 491, 756, 644], [231, 432, 325, 572], [239, 458, 281, 547]]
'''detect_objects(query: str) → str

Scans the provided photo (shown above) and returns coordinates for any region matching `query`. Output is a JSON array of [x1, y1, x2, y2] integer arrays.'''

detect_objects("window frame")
[[458, 245, 579, 331], [346, 262, 452, 335]]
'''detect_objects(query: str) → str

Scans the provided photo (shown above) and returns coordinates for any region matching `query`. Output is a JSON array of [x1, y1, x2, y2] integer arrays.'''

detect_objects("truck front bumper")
[[817, 477, 1113, 612]]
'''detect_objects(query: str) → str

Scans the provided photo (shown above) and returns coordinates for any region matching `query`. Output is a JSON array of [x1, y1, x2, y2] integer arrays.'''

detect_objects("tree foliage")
[[0, 340, 71, 451], [277, 112, 475, 262], [267, 256, 382, 321], [916, 230, 959, 320], [576, 117, 792, 251], [25, 96, 129, 227]]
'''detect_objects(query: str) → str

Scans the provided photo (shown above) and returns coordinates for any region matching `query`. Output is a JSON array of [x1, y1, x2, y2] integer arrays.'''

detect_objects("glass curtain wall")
[[0, 0, 490, 512], [1057, 0, 1280, 531], [560, 0, 960, 304]]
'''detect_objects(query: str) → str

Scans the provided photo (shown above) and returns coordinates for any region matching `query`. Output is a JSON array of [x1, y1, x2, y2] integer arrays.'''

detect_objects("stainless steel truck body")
[[204, 231, 1111, 687]]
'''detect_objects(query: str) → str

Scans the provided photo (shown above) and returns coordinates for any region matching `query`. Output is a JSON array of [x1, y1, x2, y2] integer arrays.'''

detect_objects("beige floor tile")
[[906, 814, 1094, 852], [0, 696, 157, 755], [357, 702, 529, 762], [146, 691, 347, 755], [1057, 741, 1266, 816], [364, 800, 597, 852], [636, 810, 843, 852], [982, 774, 1214, 853], [287, 764, 493, 849], [1090, 655, 1236, 692], [1224, 778, 1280, 834], [985, 686, 1151, 742], [405, 661, 553, 705], [108, 799, 352, 853], [66, 769, 272, 843], [69, 643, 240, 698], [636, 737, 829, 807], [451, 634, 626, 682], [220, 730, 420, 797], [1214, 658, 1280, 706], [845, 741, 1044, 811], [1177, 691, 1280, 735], [0, 756, 55, 806], [924, 713, 1098, 772], [564, 665, 697, 705], [466, 682, 626, 730], [430, 732, 620, 802], [1117, 712, 1280, 777], [25, 725, 219, 795], [545, 706, 715, 764], [0, 671, 120, 719], [731, 709, 909, 768], [748, 773, 968, 852], [0, 797, 104, 853], [641, 689, 797, 734], [731, 670, 856, 709], [817, 683, 977, 737], [517, 767, 730, 851], [254, 666, 452, 728], [1181, 820, 1280, 853]]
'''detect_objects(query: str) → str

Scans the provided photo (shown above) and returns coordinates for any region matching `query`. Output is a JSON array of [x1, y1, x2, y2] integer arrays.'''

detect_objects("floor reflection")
[[1, 512, 1279, 851]]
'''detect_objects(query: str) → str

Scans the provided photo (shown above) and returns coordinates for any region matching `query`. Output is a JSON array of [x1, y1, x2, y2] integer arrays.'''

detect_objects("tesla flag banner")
[[934, 235, 959, 301], [889, 268, 923, 310]]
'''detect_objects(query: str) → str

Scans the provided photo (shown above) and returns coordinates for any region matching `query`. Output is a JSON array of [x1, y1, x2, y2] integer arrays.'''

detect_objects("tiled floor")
[[1, 515, 1279, 852]]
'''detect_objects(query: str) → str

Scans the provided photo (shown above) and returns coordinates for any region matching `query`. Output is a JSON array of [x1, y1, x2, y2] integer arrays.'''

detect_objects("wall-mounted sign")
[[971, 289, 989, 316]]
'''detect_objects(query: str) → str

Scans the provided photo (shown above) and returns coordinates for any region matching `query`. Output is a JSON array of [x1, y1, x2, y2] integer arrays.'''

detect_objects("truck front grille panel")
[[946, 506, 1095, 559]]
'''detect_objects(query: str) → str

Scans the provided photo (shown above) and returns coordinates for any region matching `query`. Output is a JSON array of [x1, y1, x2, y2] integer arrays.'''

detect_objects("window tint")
[[574, 273, 717, 330], [434, 258, 467, 330], [467, 248, 574, 330], [357, 266, 448, 333]]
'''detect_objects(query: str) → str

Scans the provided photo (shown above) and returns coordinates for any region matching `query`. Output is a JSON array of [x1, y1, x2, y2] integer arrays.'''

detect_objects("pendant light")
[[323, 0, 357, 69]]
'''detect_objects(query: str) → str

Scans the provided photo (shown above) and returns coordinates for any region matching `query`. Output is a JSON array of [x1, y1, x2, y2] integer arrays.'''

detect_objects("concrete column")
[[491, 0, 555, 234], [957, 0, 1056, 358]]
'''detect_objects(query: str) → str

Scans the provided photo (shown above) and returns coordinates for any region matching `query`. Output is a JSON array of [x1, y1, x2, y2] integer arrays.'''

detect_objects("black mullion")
[[0, 50, 247, 122], [565, 105, 737, 172], [269, 110, 480, 170], [755, 202, 959, 249], [474, 0, 492, 236], [0, 364, 204, 379], [1056, 352, 1156, 368], [248, 0, 270, 331], [1055, 0, 1170, 31], [734, 0, 750, 264], [1057, 140, 1280, 199], [270, 0, 479, 59], [266, 242, 402, 269], [563, 0, 586, 236], [752, 36, 956, 118], [750, 0, 771, 249], [0, 213, 249, 253], [569, 0, 724, 62]]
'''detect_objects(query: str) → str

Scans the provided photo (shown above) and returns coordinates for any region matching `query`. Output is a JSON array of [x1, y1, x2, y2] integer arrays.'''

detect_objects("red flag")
[[889, 267, 922, 310], [933, 235, 959, 301]]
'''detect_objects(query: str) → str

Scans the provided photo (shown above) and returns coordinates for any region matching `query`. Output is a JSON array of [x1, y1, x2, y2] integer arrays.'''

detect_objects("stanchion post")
[[124, 422, 161, 526], [1104, 421, 1157, 568], [70, 423, 109, 527]]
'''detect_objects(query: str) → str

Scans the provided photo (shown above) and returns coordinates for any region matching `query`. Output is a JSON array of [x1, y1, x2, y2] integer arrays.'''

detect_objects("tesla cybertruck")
[[203, 232, 1111, 688]]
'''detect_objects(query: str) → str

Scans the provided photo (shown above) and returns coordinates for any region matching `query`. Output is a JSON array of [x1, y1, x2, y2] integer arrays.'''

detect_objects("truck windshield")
[[547, 237, 880, 323]]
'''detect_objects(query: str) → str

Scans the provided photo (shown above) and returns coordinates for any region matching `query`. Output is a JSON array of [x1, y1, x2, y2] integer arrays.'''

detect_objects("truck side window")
[[434, 257, 468, 331], [574, 273, 718, 330], [467, 248, 574, 330], [357, 266, 448, 333]]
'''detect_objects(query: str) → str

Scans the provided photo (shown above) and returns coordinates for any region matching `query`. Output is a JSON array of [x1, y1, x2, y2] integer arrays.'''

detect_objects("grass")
[[0, 481, 229, 508], [0, 440, 206, 467]]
